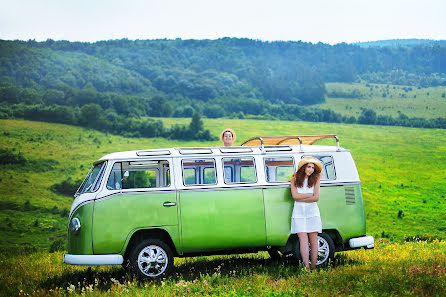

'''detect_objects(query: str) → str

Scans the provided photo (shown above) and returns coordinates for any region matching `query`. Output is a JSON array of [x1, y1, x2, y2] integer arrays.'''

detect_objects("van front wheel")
[[129, 239, 174, 280]]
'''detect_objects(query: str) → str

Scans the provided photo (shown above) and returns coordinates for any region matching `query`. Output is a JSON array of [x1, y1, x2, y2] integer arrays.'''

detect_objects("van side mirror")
[[119, 171, 130, 193]]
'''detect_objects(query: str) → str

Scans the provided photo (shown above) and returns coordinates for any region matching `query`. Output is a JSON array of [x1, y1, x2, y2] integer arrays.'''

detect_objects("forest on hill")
[[0, 38, 445, 133], [354, 38, 446, 48]]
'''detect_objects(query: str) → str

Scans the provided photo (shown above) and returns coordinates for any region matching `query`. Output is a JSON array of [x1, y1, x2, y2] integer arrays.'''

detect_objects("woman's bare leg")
[[309, 232, 319, 269], [297, 233, 309, 268]]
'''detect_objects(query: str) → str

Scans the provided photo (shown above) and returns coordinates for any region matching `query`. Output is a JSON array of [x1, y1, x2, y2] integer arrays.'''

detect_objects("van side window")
[[182, 159, 216, 186], [302, 155, 336, 180], [223, 157, 256, 184], [107, 160, 171, 190], [107, 162, 123, 190], [264, 157, 294, 182]]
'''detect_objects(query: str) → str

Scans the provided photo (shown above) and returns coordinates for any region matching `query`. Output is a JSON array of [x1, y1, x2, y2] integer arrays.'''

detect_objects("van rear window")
[[301, 155, 336, 180]]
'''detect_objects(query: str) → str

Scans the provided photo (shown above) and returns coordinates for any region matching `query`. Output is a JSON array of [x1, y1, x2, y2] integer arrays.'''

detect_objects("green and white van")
[[64, 134, 374, 279]]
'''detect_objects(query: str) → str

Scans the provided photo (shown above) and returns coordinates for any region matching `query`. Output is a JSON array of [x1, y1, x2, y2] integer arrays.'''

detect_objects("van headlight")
[[70, 218, 81, 234]]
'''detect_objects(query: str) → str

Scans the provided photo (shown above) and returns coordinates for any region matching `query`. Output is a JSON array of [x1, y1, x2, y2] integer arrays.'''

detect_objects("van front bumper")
[[349, 235, 374, 249], [63, 254, 123, 265]]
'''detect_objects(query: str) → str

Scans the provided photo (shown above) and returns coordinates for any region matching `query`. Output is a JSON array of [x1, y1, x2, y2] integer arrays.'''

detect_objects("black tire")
[[292, 232, 335, 267], [129, 239, 174, 280], [268, 249, 281, 260], [291, 236, 303, 263]]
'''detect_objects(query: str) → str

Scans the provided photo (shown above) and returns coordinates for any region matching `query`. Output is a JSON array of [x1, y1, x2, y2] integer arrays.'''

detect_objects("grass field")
[[0, 118, 445, 296], [1, 240, 445, 296], [314, 82, 446, 119]]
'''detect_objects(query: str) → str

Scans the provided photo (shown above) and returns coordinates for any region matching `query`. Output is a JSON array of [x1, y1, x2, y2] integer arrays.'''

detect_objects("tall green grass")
[[1, 240, 445, 296]]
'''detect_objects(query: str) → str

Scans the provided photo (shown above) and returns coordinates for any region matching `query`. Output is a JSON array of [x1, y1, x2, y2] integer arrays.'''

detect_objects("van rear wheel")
[[315, 232, 335, 266], [292, 232, 335, 267], [129, 239, 174, 280]]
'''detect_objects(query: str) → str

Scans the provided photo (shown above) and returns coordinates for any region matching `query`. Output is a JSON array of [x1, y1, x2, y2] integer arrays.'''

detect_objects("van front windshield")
[[76, 162, 107, 195]]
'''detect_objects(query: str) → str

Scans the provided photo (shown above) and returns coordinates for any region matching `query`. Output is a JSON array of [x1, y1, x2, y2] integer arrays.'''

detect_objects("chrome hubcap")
[[309, 236, 330, 266], [138, 245, 168, 277], [316, 236, 330, 265]]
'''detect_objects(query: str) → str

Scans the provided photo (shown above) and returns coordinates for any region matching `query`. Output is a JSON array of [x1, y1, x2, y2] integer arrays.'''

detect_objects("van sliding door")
[[179, 157, 266, 253]]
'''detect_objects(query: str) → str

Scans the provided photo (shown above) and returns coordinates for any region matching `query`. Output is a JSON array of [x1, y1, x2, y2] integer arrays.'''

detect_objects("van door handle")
[[163, 202, 176, 207]]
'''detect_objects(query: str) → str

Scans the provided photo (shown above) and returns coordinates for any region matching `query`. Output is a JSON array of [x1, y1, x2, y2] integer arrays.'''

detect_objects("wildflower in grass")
[[66, 284, 75, 294], [110, 277, 120, 285]]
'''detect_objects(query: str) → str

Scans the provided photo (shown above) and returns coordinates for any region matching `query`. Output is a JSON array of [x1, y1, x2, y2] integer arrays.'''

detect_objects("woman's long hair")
[[294, 163, 321, 188]]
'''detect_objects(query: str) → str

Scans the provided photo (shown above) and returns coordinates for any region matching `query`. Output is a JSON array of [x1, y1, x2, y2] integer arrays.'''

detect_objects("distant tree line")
[[356, 108, 446, 128], [0, 102, 216, 140], [360, 70, 446, 88], [1, 99, 444, 132]]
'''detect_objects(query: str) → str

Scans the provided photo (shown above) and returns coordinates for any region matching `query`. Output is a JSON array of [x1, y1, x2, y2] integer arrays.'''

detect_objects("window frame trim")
[[105, 159, 173, 191]]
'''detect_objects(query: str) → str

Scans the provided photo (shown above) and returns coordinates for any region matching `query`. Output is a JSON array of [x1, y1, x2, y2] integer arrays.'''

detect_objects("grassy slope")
[[0, 118, 445, 296], [0, 118, 445, 252], [314, 83, 446, 119]]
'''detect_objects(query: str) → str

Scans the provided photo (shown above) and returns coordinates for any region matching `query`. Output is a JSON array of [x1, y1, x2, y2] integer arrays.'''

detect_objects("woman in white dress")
[[290, 156, 323, 269]]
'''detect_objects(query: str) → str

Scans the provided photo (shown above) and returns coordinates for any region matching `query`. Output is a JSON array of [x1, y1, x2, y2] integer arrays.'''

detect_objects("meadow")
[[315, 82, 446, 119], [0, 118, 445, 296], [1, 240, 445, 296]]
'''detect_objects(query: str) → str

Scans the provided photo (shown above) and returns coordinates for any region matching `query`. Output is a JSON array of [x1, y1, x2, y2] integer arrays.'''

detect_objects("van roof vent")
[[264, 146, 292, 152], [136, 150, 171, 156], [220, 147, 253, 153], [178, 148, 213, 155]]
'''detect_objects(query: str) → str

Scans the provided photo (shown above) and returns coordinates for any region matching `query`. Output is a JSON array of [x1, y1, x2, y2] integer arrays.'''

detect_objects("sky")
[[1, 0, 445, 44]]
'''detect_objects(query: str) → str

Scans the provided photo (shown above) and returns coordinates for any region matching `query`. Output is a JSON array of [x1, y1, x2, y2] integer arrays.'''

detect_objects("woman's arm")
[[290, 177, 320, 202], [299, 179, 320, 202], [290, 175, 313, 201]]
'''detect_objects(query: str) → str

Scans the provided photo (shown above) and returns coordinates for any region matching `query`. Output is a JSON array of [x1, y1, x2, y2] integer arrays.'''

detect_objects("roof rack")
[[240, 134, 340, 152]]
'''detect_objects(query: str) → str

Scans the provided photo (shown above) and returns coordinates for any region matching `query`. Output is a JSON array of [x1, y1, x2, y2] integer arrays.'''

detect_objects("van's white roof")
[[97, 144, 348, 162], [97, 134, 346, 162]]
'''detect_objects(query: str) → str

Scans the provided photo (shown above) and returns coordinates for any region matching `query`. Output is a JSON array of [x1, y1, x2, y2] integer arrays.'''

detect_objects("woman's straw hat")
[[220, 128, 236, 142], [297, 156, 322, 172]]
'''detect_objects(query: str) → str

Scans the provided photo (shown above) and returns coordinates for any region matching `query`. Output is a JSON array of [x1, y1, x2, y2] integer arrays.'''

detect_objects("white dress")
[[291, 178, 322, 234]]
